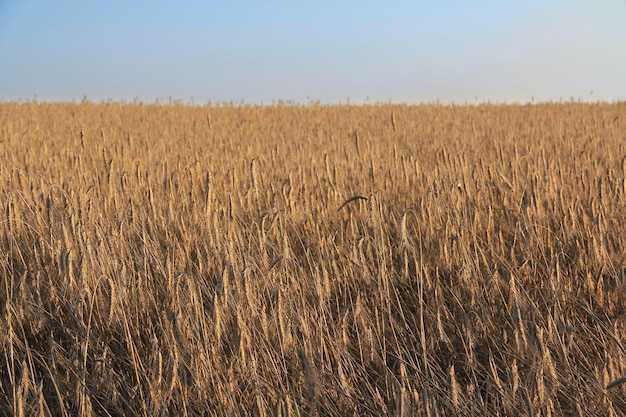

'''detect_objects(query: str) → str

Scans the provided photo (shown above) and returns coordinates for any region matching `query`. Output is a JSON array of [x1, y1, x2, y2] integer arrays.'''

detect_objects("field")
[[1, 101, 626, 416]]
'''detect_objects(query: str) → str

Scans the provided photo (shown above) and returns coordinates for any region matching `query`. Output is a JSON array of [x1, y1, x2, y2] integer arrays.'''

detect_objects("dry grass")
[[1, 101, 626, 415]]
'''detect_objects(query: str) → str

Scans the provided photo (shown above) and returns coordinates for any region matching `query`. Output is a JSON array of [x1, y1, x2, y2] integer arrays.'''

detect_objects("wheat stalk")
[[338, 195, 367, 211], [606, 375, 626, 389]]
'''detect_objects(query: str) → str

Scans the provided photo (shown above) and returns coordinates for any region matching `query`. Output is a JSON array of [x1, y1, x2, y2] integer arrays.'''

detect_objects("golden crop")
[[1, 101, 626, 415]]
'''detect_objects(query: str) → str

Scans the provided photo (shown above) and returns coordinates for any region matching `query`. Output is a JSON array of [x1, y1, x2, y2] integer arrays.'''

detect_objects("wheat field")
[[1, 101, 626, 416]]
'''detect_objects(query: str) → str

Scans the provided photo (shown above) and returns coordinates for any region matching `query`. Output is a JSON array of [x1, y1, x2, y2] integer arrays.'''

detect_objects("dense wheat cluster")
[[1, 101, 626, 416]]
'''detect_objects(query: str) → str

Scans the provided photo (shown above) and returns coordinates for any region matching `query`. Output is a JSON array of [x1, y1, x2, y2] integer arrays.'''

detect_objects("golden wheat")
[[1, 101, 626, 415]]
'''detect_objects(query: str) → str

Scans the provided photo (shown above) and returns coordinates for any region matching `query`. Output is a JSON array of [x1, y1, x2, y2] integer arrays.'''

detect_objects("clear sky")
[[1, 1, 625, 104]]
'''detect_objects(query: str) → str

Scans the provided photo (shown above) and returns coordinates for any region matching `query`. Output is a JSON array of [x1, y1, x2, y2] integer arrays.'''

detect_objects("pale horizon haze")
[[1, 1, 625, 104]]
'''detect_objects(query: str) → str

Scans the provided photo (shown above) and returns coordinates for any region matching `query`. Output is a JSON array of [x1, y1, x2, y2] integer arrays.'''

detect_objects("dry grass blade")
[[338, 195, 368, 211], [606, 376, 626, 389]]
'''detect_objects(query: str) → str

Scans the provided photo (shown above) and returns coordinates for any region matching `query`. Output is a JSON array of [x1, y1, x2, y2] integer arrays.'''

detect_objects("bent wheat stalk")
[[338, 195, 368, 211]]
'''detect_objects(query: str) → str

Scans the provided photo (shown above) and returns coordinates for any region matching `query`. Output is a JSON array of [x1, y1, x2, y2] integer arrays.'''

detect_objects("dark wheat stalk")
[[606, 375, 626, 389]]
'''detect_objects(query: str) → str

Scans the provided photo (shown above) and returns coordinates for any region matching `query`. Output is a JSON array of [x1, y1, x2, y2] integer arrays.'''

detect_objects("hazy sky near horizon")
[[1, 1, 625, 104]]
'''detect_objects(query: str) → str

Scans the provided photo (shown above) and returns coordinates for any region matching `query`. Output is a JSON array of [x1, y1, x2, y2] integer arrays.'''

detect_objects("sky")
[[0, 1, 625, 104]]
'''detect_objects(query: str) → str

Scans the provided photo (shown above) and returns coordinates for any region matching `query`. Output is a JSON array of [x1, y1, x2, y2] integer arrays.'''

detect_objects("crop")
[[1, 101, 626, 415]]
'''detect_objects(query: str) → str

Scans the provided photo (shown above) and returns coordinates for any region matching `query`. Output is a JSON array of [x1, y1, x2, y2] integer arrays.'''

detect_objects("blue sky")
[[0, 1, 624, 104]]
